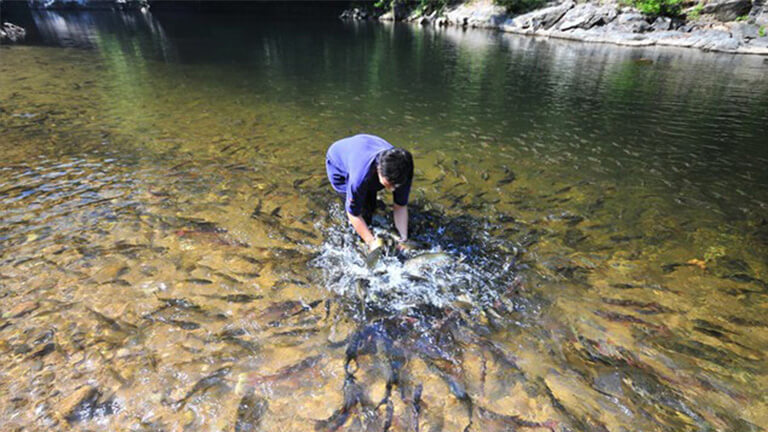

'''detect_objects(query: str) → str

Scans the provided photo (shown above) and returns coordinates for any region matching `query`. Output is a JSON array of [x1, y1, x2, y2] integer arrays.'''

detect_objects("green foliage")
[[631, 0, 684, 16], [735, 14, 748, 21], [417, 0, 449, 14], [760, 26, 766, 37], [687, 2, 703, 20], [687, 3, 703, 19], [373, 0, 447, 14], [494, 0, 546, 14]]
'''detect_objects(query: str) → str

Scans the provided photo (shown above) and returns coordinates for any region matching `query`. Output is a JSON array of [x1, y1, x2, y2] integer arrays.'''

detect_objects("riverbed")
[[1, 8, 767, 432]]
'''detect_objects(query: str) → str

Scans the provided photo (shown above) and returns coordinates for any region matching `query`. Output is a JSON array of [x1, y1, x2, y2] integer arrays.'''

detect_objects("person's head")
[[377, 147, 413, 192]]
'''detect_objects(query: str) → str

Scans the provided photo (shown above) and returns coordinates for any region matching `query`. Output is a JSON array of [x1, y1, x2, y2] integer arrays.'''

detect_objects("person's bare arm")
[[348, 212, 376, 248], [393, 204, 408, 242]]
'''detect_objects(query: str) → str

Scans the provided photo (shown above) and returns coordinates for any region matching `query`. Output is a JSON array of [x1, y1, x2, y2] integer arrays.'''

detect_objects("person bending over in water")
[[325, 134, 413, 253]]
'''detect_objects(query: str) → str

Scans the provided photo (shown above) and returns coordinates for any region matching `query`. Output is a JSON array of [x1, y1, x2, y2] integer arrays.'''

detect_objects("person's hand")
[[368, 237, 385, 253]]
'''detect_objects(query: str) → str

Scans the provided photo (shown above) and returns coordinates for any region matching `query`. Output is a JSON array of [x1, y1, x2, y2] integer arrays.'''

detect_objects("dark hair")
[[377, 147, 413, 188]]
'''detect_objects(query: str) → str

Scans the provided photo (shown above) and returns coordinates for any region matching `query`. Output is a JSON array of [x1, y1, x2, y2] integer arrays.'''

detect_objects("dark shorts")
[[336, 191, 377, 226]]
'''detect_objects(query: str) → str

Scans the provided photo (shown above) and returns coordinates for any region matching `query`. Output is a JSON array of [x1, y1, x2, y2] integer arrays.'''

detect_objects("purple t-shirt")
[[326, 134, 411, 216]]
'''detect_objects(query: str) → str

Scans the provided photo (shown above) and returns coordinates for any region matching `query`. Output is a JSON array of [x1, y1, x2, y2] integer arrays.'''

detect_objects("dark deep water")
[[1, 7, 767, 432]]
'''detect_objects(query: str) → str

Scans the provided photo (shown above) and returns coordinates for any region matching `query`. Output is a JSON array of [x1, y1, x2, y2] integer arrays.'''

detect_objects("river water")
[[1, 7, 767, 432]]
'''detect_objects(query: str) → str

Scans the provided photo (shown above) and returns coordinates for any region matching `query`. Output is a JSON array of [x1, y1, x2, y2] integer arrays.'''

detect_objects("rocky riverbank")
[[341, 0, 768, 55]]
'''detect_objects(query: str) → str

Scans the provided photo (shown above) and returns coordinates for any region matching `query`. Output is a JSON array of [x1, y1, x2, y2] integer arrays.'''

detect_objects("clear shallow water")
[[1, 8, 768, 432]]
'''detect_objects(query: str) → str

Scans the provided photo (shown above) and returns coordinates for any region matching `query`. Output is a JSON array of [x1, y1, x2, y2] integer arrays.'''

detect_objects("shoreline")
[[342, 0, 768, 56]]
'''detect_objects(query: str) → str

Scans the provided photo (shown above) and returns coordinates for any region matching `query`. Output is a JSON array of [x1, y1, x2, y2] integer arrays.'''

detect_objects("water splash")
[[312, 204, 523, 313]]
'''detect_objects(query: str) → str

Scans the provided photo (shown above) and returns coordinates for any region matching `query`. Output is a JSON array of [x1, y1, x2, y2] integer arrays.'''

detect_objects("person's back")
[[325, 134, 414, 253], [325, 134, 394, 202]]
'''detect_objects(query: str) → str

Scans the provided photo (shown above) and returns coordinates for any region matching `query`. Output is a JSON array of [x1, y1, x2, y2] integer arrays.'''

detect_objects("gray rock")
[[558, 3, 599, 30], [710, 36, 741, 50], [749, 0, 768, 26], [701, 0, 752, 22], [557, 4, 618, 30], [609, 12, 651, 33], [502, 1, 575, 31], [339, 8, 369, 20], [444, 1, 507, 28], [692, 30, 738, 50], [1, 22, 26, 43], [651, 16, 672, 31], [678, 21, 701, 32], [730, 22, 760, 39]]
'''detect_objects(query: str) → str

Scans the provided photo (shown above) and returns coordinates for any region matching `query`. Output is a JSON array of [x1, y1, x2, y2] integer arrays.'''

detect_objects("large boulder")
[[607, 11, 651, 33], [0, 22, 26, 43], [557, 3, 618, 31], [444, 1, 508, 28], [651, 16, 672, 31], [749, 0, 768, 26], [701, 0, 752, 21], [730, 22, 761, 39], [501, 1, 575, 32]]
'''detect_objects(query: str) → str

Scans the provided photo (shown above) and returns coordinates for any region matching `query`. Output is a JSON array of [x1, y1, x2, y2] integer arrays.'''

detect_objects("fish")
[[365, 247, 383, 269], [30, 343, 55, 359], [403, 252, 453, 271], [315, 375, 374, 432], [381, 232, 430, 251], [237, 355, 324, 391], [63, 388, 116, 423], [235, 391, 268, 432], [144, 314, 201, 330], [217, 335, 260, 353], [175, 229, 250, 248], [167, 320, 201, 330], [171, 366, 232, 408], [474, 405, 558, 431], [157, 297, 201, 311], [203, 294, 263, 303], [86, 307, 130, 331], [497, 166, 516, 186], [256, 300, 322, 324], [185, 278, 213, 285]]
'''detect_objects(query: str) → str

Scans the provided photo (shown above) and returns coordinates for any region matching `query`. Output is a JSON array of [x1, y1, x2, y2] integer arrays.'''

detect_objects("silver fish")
[[403, 252, 453, 271]]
